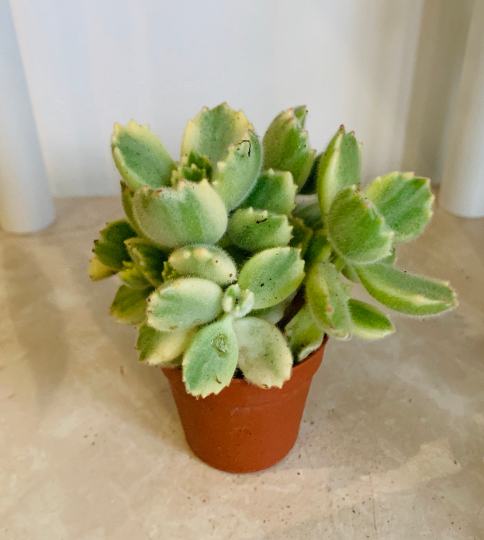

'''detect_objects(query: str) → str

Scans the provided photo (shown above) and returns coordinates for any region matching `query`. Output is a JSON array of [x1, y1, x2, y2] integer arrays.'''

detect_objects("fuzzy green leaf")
[[119, 261, 151, 289], [132, 179, 228, 249], [125, 238, 166, 287], [251, 302, 286, 325], [110, 285, 153, 325], [284, 303, 325, 362], [304, 229, 332, 268], [381, 247, 397, 265], [222, 284, 254, 318], [240, 169, 297, 214], [136, 323, 197, 365], [228, 208, 292, 252], [348, 299, 395, 339], [327, 186, 394, 264], [238, 247, 305, 310], [317, 126, 361, 215], [289, 217, 313, 255], [182, 315, 238, 397], [306, 262, 351, 339], [365, 172, 434, 243], [263, 107, 316, 189], [356, 264, 457, 316], [181, 102, 254, 165], [168, 245, 237, 286], [234, 317, 293, 388], [120, 182, 142, 234], [341, 262, 360, 283], [92, 220, 137, 271], [88, 257, 117, 281], [147, 278, 223, 332], [112, 120, 175, 190], [161, 261, 180, 282], [211, 130, 262, 211]]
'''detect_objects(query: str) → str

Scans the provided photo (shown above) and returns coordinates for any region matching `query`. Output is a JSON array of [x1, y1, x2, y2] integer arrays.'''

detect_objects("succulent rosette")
[[90, 103, 457, 397]]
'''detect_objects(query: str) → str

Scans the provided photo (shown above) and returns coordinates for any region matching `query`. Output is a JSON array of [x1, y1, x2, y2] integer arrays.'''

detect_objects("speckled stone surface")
[[0, 195, 483, 539]]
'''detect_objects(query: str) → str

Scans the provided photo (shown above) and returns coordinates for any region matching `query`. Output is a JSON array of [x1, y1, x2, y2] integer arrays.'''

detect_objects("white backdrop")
[[7, 0, 475, 197]]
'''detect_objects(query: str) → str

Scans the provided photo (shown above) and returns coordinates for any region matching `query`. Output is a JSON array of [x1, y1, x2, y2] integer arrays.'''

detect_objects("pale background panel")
[[9, 0, 474, 196]]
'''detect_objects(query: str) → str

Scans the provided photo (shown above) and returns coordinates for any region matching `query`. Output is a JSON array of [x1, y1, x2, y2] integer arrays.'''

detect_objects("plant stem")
[[276, 288, 306, 331]]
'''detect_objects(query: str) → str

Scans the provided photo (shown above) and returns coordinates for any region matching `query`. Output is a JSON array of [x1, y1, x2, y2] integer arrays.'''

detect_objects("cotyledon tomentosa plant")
[[89, 103, 457, 398]]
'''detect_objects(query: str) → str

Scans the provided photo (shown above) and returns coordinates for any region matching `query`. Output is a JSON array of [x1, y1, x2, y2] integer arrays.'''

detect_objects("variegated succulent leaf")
[[92, 219, 137, 271], [120, 182, 142, 234], [348, 299, 395, 339], [240, 169, 297, 215], [88, 257, 117, 281], [110, 285, 153, 325], [293, 105, 308, 124], [356, 263, 457, 316], [238, 247, 305, 310], [211, 130, 262, 211], [182, 314, 238, 397], [306, 262, 352, 339], [326, 186, 394, 264], [124, 238, 166, 287], [132, 179, 228, 249], [181, 102, 253, 164], [365, 172, 434, 243], [304, 228, 332, 269], [112, 120, 175, 190], [284, 303, 325, 362], [341, 261, 361, 283], [182, 104, 262, 210], [251, 302, 287, 325], [161, 261, 180, 282], [136, 323, 197, 365], [222, 284, 254, 318], [289, 216, 313, 255], [147, 277, 223, 332], [263, 106, 316, 189], [381, 247, 397, 265], [228, 208, 293, 252], [317, 125, 361, 215], [234, 317, 293, 388], [168, 244, 237, 286], [118, 261, 152, 289]]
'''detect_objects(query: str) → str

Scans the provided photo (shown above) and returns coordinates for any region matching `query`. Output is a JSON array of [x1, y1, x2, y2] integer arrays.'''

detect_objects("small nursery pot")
[[162, 336, 328, 473]]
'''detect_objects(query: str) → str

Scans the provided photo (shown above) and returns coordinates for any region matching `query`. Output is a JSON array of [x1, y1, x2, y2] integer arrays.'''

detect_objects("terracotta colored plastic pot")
[[162, 336, 328, 473]]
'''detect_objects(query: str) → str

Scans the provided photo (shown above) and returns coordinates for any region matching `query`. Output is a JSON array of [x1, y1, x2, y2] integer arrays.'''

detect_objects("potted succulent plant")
[[90, 103, 457, 473]]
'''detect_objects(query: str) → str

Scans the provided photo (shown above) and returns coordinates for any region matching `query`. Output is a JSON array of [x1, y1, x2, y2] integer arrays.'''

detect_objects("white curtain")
[[7, 0, 423, 197], [0, 0, 55, 232], [1, 0, 482, 228], [440, 0, 484, 218]]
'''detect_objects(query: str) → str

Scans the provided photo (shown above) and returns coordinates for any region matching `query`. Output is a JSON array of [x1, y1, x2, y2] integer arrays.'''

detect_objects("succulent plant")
[[90, 103, 457, 398]]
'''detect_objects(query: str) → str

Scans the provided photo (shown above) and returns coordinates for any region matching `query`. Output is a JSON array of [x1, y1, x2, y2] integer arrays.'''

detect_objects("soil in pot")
[[162, 336, 328, 473]]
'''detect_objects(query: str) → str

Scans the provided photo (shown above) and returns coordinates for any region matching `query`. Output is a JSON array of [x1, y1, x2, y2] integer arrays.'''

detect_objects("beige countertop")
[[1, 195, 483, 539]]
